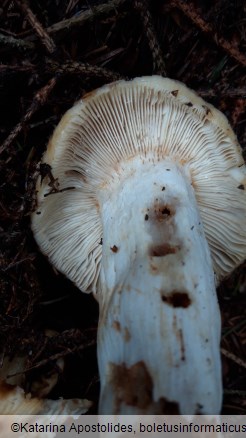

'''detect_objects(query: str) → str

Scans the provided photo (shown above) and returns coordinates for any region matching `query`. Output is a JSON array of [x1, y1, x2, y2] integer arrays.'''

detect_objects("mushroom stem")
[[97, 156, 222, 414]]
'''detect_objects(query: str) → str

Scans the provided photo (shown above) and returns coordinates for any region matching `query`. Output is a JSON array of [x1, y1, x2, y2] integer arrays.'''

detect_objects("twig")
[[0, 77, 57, 156], [0, 64, 35, 77], [29, 115, 59, 129], [2, 255, 36, 271], [222, 318, 246, 338], [197, 88, 246, 99], [0, 60, 124, 83], [221, 347, 246, 369], [46, 60, 124, 82], [14, 0, 56, 53], [134, 0, 166, 76], [170, 0, 246, 68], [224, 389, 246, 396], [0, 32, 34, 50], [27, 0, 127, 38]]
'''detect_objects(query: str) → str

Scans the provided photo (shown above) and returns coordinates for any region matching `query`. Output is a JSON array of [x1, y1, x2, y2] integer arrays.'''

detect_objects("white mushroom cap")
[[32, 76, 246, 292]]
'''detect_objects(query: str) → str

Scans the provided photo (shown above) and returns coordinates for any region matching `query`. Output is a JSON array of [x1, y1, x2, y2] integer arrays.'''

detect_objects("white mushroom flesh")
[[31, 76, 246, 415], [98, 156, 221, 414]]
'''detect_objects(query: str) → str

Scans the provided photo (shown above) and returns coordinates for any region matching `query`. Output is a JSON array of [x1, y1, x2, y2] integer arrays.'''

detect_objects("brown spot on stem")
[[149, 243, 178, 257], [110, 245, 118, 253], [172, 316, 186, 362], [112, 320, 121, 332], [161, 291, 192, 308], [195, 403, 204, 414], [153, 203, 173, 222], [124, 327, 131, 342], [159, 398, 180, 414], [237, 184, 244, 190], [178, 328, 185, 361], [111, 361, 152, 411], [150, 263, 158, 274], [110, 361, 180, 414]]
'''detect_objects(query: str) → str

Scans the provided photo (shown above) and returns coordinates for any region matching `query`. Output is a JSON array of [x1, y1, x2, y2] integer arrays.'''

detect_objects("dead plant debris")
[[0, 0, 245, 414]]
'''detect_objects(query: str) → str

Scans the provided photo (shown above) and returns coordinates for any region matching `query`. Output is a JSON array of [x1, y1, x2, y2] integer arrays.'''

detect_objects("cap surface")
[[31, 76, 246, 292]]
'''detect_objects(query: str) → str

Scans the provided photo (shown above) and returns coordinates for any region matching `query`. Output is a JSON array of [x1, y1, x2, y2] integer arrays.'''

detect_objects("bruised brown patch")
[[153, 202, 174, 223], [195, 403, 204, 414], [111, 320, 131, 341], [158, 398, 180, 414], [110, 361, 180, 414], [124, 327, 131, 342], [178, 328, 185, 361], [149, 243, 179, 257], [111, 361, 152, 412], [202, 105, 212, 116], [161, 291, 192, 308], [110, 245, 118, 253], [112, 320, 121, 332], [172, 316, 186, 362], [150, 263, 158, 274], [176, 157, 188, 166], [171, 90, 179, 97]]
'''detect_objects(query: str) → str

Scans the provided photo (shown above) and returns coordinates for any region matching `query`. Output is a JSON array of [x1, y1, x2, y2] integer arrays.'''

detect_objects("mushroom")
[[31, 76, 246, 414]]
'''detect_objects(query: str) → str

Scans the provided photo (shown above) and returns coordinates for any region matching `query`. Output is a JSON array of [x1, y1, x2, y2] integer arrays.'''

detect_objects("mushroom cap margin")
[[31, 76, 246, 292]]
